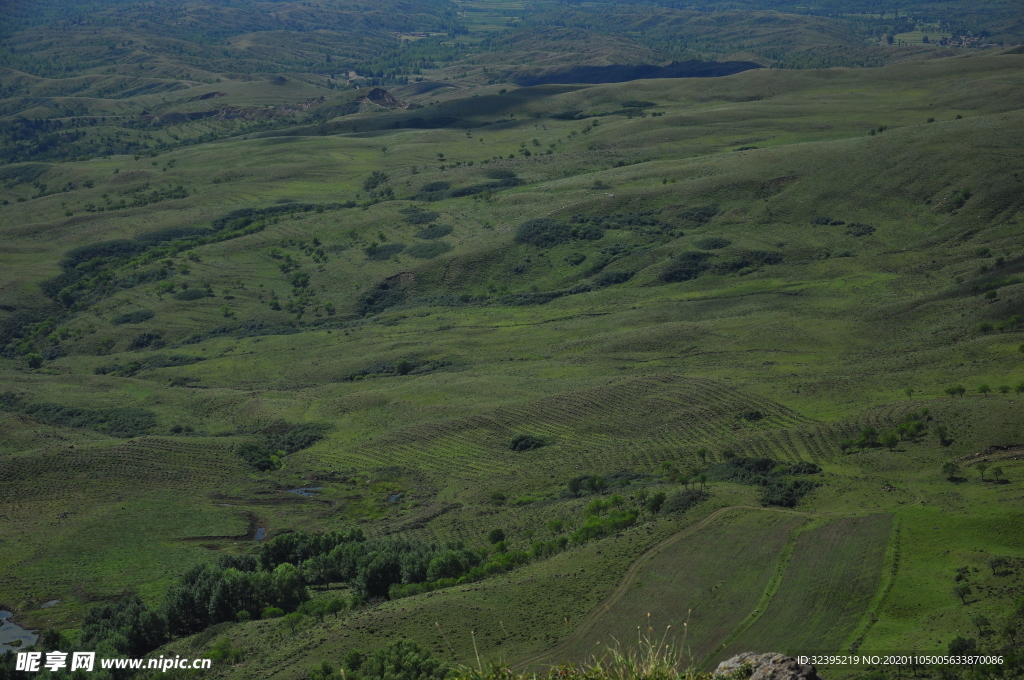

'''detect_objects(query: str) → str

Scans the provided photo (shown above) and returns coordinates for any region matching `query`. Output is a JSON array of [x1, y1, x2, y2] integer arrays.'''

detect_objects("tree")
[[1016, 381, 1024, 394], [487, 528, 505, 544], [567, 477, 584, 497], [327, 598, 347, 618], [645, 492, 666, 514], [698, 473, 708, 491], [347, 639, 448, 680], [945, 385, 966, 398], [987, 555, 1008, 576], [25, 353, 43, 369], [861, 426, 879, 444], [934, 425, 951, 446], [904, 386, 914, 399], [978, 384, 991, 396], [999, 385, 1011, 394], [941, 461, 960, 480], [282, 612, 303, 633], [697, 447, 708, 464], [881, 433, 899, 451], [972, 614, 990, 636], [953, 583, 972, 604], [991, 466, 1004, 482], [977, 462, 989, 481], [395, 359, 412, 375]]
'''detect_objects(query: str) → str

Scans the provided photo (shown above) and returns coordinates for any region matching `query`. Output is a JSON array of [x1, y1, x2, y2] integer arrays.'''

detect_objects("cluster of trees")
[[840, 411, 935, 452], [704, 453, 821, 507], [310, 639, 450, 680], [942, 461, 1007, 483]]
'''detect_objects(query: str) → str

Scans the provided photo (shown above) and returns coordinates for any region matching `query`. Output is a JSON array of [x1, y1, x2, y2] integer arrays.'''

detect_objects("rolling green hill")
[[1, 6, 1024, 677]]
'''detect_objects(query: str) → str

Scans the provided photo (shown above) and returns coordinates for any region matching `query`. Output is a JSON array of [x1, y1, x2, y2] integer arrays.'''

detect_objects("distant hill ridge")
[[512, 60, 763, 86]]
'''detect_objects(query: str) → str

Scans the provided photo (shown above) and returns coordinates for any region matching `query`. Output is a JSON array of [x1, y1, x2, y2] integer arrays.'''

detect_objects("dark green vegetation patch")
[[0, 391, 156, 437], [414, 224, 453, 239], [111, 309, 155, 325], [406, 242, 453, 259]]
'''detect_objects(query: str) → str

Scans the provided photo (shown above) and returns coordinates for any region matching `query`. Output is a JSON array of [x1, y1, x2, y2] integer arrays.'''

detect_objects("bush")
[[405, 211, 438, 225], [694, 237, 731, 250], [111, 309, 154, 325], [593, 270, 633, 286], [484, 168, 517, 180], [420, 181, 451, 193], [414, 224, 453, 239], [509, 434, 545, 451], [660, 252, 711, 283], [128, 332, 163, 350], [173, 289, 210, 301], [514, 218, 602, 247], [407, 242, 452, 259], [660, 490, 707, 514], [343, 640, 450, 680], [364, 243, 406, 260], [25, 353, 43, 369]]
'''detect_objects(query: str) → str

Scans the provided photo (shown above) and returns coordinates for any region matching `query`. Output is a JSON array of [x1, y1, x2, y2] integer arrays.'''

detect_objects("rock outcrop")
[[713, 653, 822, 680]]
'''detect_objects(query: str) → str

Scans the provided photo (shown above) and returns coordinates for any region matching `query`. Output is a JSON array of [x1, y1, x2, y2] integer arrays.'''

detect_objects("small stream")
[[0, 611, 38, 653]]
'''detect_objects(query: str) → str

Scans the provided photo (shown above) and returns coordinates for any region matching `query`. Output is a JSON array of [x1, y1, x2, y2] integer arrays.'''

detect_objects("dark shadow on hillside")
[[512, 60, 762, 86]]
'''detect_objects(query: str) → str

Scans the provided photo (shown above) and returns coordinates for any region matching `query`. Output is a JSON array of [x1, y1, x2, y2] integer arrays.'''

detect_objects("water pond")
[[0, 611, 38, 653]]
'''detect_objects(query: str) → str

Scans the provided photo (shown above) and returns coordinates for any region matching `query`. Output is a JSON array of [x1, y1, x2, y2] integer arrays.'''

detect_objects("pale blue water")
[[0, 611, 38, 652], [286, 487, 325, 497]]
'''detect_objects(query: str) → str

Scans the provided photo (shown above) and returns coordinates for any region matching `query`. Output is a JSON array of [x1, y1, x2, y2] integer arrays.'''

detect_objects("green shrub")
[[364, 244, 406, 260], [405, 211, 438, 225], [173, 289, 210, 301], [694, 237, 731, 249], [593, 270, 633, 286], [414, 224, 453, 239], [660, 490, 707, 514], [407, 242, 452, 259], [111, 309, 154, 325], [660, 252, 711, 283], [509, 434, 544, 451], [514, 218, 602, 247]]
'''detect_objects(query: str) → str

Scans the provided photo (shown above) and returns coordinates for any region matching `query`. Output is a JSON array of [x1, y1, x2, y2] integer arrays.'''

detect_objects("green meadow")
[[1, 7, 1024, 675]]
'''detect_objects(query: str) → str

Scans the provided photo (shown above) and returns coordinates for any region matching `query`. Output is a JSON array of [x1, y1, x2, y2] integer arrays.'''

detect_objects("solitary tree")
[[978, 384, 992, 396], [987, 555, 1008, 576], [999, 385, 1011, 395], [881, 433, 900, 451], [1016, 381, 1024, 394], [945, 385, 966, 398], [941, 461, 960, 480], [952, 583, 972, 604], [698, 473, 708, 491], [487, 528, 506, 544], [25, 353, 43, 369], [977, 462, 990, 481], [904, 386, 914, 399], [991, 466, 1004, 482], [972, 614, 991, 637], [697, 447, 709, 465]]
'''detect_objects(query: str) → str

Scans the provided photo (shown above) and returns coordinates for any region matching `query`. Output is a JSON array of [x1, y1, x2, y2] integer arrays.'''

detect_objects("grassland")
[[1, 24, 1024, 679]]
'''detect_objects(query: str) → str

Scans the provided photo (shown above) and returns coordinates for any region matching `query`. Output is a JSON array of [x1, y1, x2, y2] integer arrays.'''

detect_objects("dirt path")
[[514, 504, 811, 671]]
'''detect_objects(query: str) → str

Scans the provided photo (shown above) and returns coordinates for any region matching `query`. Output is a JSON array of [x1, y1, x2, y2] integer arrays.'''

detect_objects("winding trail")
[[515, 504, 812, 671]]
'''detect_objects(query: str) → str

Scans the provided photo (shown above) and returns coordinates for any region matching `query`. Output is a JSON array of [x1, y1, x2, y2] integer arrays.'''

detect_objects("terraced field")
[[556, 508, 808, 665], [718, 514, 894, 660]]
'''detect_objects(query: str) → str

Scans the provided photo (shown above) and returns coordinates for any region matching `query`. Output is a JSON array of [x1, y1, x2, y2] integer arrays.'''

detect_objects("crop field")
[[718, 514, 893, 660], [554, 509, 809, 666], [2, 4, 1024, 675]]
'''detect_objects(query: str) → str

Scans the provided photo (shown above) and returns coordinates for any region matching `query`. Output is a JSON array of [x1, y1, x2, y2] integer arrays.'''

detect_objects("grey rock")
[[713, 653, 822, 680]]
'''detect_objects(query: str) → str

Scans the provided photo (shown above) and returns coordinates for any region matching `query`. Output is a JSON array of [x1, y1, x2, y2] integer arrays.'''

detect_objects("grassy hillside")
[[1, 39, 1023, 680]]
